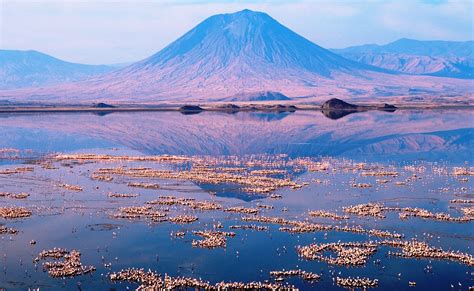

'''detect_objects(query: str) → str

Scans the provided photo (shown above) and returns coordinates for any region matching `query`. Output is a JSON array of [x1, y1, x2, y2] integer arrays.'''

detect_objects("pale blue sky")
[[1, 0, 472, 64]]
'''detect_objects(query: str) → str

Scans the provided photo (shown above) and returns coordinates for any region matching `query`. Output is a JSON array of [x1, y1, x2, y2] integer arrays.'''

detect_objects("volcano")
[[1, 9, 472, 103], [123, 9, 371, 77]]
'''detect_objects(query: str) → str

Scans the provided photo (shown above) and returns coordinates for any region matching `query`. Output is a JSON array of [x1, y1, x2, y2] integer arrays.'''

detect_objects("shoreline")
[[0, 103, 473, 114]]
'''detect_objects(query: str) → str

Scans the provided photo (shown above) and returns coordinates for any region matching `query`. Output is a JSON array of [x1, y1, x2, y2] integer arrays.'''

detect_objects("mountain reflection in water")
[[0, 109, 472, 162]]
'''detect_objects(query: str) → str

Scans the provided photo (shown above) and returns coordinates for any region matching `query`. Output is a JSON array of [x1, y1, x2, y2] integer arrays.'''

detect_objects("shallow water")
[[0, 109, 472, 290]]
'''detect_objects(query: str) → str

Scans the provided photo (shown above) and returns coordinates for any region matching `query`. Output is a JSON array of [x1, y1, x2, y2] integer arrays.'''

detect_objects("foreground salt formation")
[[0, 151, 471, 290]]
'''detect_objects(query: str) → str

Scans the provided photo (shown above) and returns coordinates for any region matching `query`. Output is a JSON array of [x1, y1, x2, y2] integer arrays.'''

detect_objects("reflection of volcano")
[[247, 112, 293, 121], [0, 110, 472, 162]]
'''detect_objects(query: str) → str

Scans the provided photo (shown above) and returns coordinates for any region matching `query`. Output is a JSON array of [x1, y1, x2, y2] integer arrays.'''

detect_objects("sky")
[[1, 0, 472, 64]]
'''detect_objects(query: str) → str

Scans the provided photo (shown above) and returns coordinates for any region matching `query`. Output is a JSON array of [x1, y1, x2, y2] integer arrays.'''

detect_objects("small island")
[[321, 98, 397, 119]]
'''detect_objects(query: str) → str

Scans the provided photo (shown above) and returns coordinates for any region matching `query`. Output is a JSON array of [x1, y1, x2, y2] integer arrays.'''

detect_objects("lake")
[[0, 109, 472, 290]]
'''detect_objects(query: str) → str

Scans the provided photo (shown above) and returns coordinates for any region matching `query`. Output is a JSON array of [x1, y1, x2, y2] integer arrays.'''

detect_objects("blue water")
[[0, 109, 472, 290]]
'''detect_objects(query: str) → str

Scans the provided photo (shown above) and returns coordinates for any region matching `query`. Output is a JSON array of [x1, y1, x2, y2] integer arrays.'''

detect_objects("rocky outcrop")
[[321, 98, 358, 111], [179, 105, 203, 115], [321, 98, 396, 120], [95, 102, 116, 108]]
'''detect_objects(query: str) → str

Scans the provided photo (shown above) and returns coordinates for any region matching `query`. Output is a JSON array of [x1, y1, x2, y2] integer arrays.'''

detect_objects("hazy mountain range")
[[0, 50, 119, 89], [332, 38, 473, 79], [0, 10, 472, 104]]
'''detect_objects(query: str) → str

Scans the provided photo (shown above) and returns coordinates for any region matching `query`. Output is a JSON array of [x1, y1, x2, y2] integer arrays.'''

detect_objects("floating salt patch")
[[168, 215, 198, 224], [127, 182, 160, 189], [336, 276, 379, 288], [0, 225, 18, 234], [270, 269, 320, 281], [0, 207, 32, 219], [297, 242, 378, 266], [34, 248, 95, 278], [224, 206, 259, 215], [109, 268, 293, 290], [108, 193, 139, 198], [58, 183, 83, 191], [192, 231, 235, 248], [308, 210, 349, 220]]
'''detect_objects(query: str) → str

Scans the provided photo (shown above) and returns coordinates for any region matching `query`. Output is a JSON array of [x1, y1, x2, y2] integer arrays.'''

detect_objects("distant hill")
[[0, 50, 117, 89], [222, 91, 291, 102], [332, 39, 473, 79], [0, 11, 472, 103]]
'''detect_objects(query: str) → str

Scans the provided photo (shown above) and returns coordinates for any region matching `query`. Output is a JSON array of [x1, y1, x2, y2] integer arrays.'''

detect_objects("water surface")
[[0, 109, 472, 290]]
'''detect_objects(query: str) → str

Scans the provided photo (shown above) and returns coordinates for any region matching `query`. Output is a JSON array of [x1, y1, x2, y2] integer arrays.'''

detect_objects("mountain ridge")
[[331, 39, 473, 79], [0, 50, 118, 89], [0, 10, 472, 103]]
